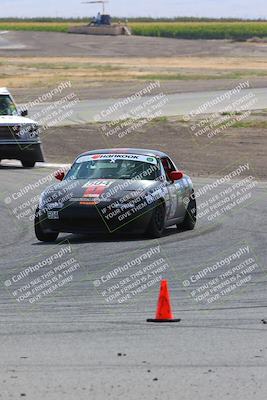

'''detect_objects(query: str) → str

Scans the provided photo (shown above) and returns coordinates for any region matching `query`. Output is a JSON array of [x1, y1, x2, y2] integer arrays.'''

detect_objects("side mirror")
[[20, 109, 28, 117], [54, 170, 65, 181], [169, 170, 183, 181]]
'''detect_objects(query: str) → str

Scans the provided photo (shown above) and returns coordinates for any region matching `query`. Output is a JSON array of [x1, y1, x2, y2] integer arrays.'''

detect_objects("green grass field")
[[0, 20, 267, 39], [130, 21, 267, 40], [0, 22, 73, 32]]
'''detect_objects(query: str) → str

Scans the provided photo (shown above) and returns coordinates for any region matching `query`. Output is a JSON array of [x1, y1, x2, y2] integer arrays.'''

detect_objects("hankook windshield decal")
[[76, 154, 158, 165]]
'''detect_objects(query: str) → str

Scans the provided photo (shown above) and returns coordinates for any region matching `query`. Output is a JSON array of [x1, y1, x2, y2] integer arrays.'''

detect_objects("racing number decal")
[[80, 180, 113, 204]]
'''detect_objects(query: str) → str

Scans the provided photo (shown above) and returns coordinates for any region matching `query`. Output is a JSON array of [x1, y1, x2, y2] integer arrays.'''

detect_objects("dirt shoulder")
[[1, 55, 267, 90], [41, 117, 267, 180], [1, 31, 267, 90]]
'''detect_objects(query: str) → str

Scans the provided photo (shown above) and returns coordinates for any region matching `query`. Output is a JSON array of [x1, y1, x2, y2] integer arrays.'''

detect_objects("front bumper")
[[39, 202, 154, 234], [0, 141, 44, 162]]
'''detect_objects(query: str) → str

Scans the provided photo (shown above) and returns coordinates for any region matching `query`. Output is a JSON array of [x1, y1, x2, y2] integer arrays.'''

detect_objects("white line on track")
[[0, 160, 71, 169]]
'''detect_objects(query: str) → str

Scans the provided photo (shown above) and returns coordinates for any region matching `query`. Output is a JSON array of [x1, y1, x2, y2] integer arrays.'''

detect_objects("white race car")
[[0, 87, 44, 167]]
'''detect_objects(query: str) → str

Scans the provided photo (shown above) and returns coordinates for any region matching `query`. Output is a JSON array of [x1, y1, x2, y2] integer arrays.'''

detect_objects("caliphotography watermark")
[[181, 242, 263, 308], [0, 241, 85, 310], [92, 244, 171, 305], [93, 81, 169, 146], [11, 81, 80, 150], [183, 80, 258, 144], [188, 161, 261, 226], [1, 166, 75, 226]]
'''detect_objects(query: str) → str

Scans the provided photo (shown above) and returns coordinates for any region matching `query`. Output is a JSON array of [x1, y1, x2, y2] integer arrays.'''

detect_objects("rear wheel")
[[177, 195, 197, 231], [34, 208, 59, 242], [146, 201, 165, 238], [21, 160, 35, 168]]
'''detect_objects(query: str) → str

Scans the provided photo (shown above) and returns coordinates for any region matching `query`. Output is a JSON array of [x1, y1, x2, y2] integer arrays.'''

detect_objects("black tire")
[[21, 160, 36, 168], [34, 209, 59, 242], [178, 195, 197, 231], [146, 201, 165, 238]]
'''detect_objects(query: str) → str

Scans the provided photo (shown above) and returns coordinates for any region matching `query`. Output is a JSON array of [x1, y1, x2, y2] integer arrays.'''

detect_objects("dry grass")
[[1, 56, 267, 88]]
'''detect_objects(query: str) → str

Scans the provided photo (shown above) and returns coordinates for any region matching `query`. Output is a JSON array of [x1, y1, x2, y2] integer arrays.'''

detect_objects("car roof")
[[0, 87, 10, 95], [78, 148, 169, 159]]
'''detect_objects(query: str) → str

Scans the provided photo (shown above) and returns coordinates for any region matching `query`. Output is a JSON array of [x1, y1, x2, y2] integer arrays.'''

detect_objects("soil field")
[[41, 116, 267, 180], [0, 31, 266, 91], [1, 31, 267, 58]]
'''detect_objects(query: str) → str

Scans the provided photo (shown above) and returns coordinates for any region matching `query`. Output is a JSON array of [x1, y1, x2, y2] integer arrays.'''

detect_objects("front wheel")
[[177, 195, 197, 231], [146, 202, 165, 238], [34, 209, 59, 242]]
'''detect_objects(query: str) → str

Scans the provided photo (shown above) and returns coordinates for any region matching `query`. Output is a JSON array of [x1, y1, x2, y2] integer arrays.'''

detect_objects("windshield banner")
[[76, 154, 158, 165]]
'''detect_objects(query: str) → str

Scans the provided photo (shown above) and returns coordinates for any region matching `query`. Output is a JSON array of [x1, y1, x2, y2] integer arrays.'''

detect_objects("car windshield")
[[66, 154, 160, 180], [0, 95, 18, 116]]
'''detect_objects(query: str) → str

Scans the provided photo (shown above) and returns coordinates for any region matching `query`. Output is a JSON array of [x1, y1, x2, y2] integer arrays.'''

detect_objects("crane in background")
[[68, 0, 131, 35], [82, 1, 109, 15]]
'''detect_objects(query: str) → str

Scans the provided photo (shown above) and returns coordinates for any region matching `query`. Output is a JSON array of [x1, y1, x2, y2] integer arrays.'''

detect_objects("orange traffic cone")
[[147, 280, 181, 323]]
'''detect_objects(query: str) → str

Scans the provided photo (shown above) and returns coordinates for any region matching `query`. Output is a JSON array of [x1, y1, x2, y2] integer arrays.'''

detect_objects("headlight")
[[29, 124, 40, 138], [11, 125, 21, 137], [39, 192, 47, 209], [39, 192, 62, 210], [19, 124, 40, 139]]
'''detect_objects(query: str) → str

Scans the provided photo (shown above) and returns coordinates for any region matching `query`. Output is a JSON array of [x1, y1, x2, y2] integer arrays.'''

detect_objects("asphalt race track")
[[0, 165, 266, 399], [24, 87, 267, 126]]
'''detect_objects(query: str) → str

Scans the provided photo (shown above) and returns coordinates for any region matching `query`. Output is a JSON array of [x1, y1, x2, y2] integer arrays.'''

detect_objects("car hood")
[[0, 115, 37, 126], [43, 178, 162, 203]]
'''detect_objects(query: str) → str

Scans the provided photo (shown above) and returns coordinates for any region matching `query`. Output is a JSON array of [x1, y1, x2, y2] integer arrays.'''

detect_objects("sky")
[[1, 0, 267, 19]]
